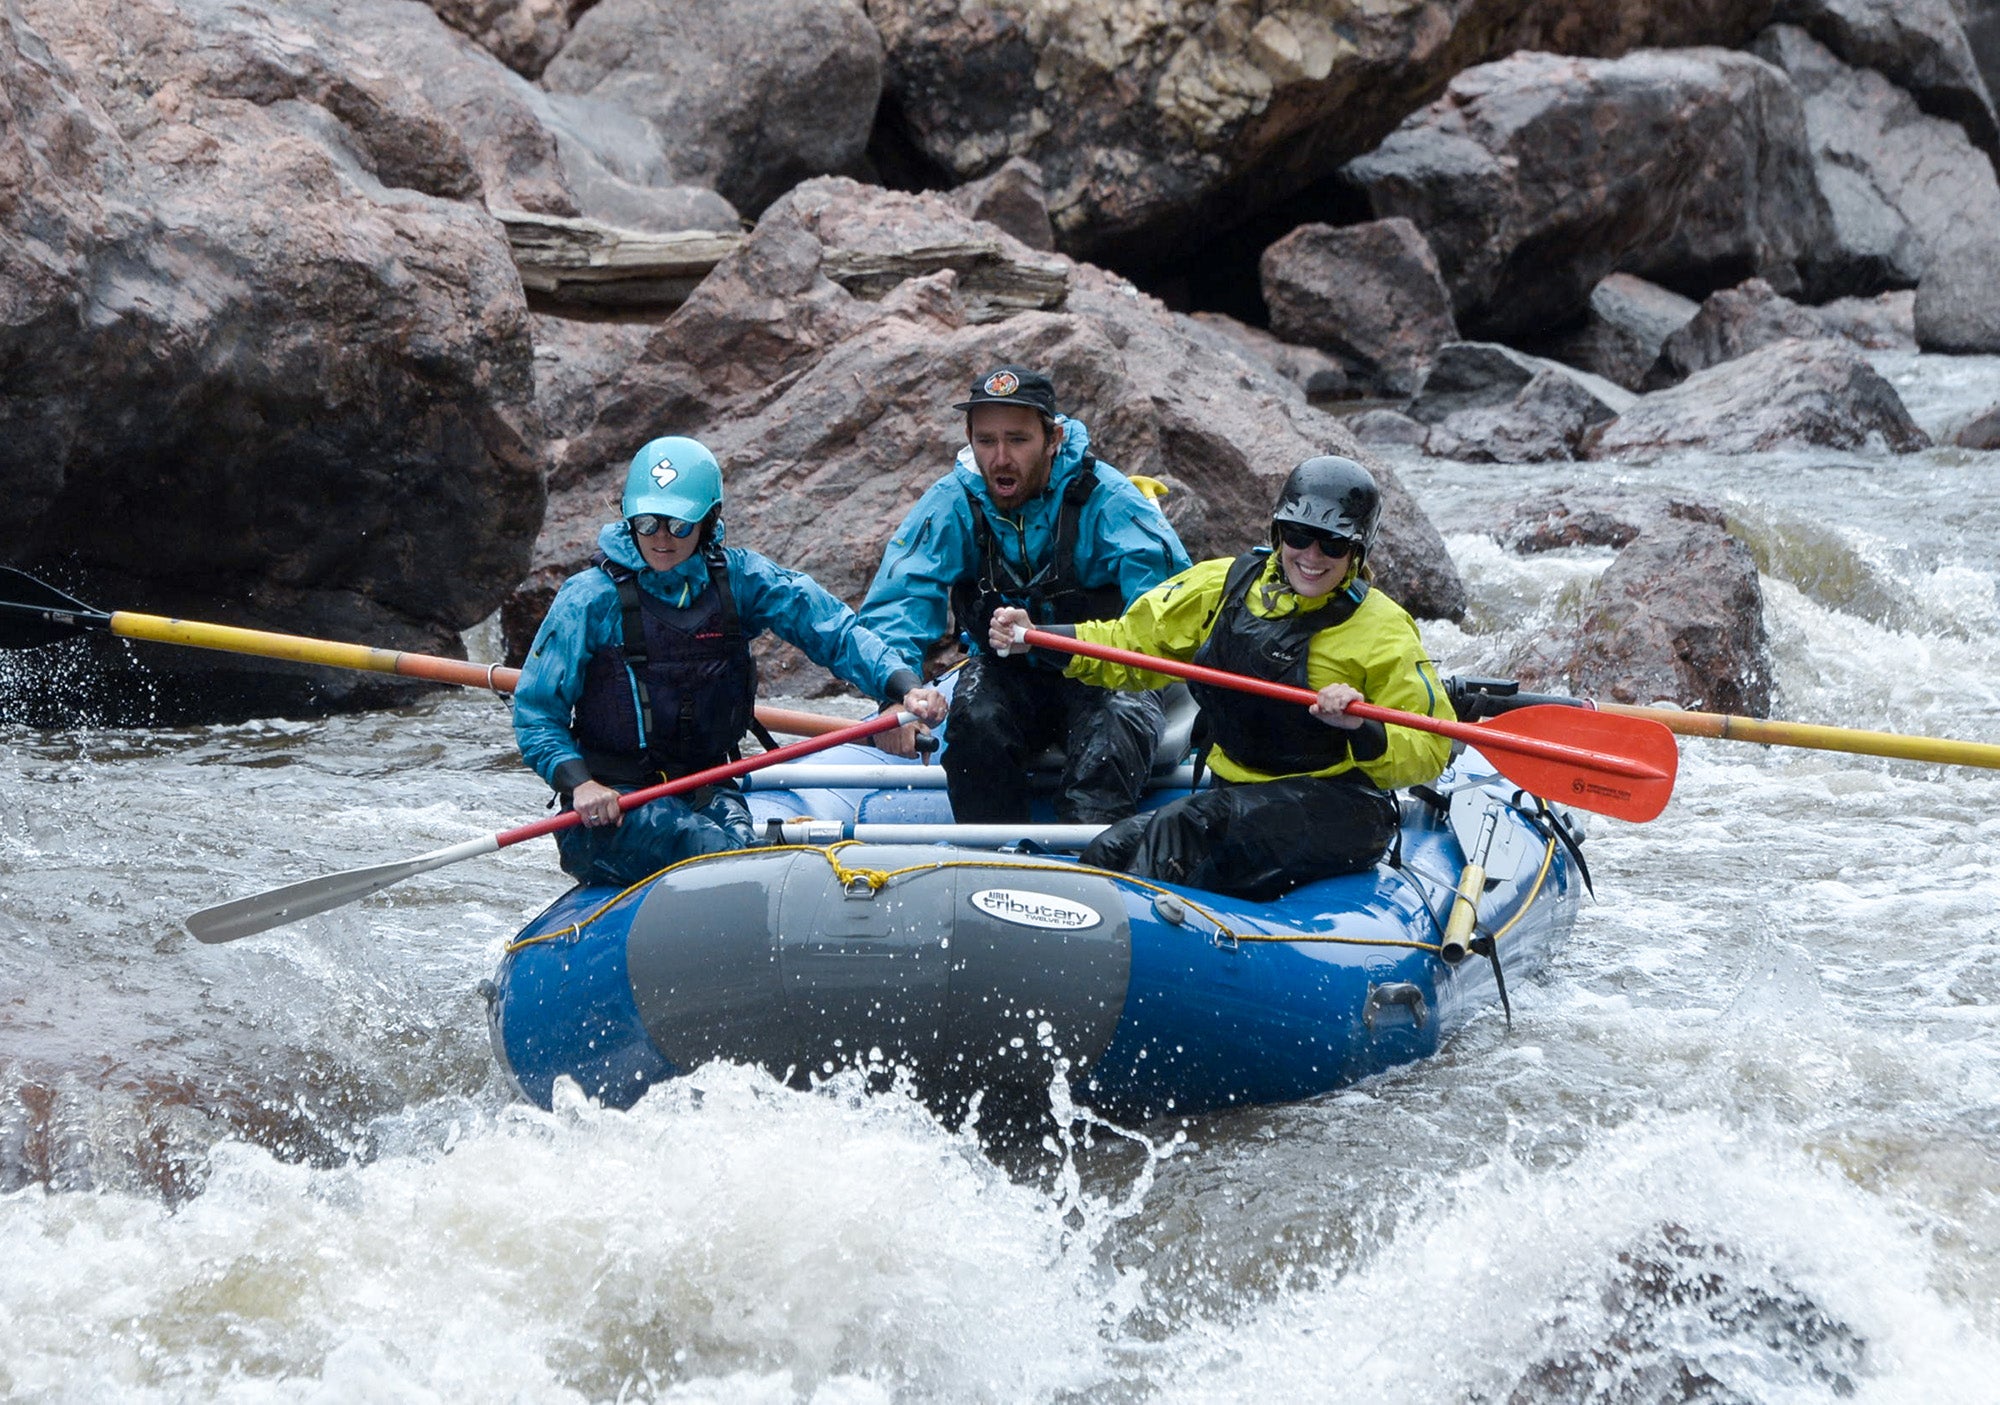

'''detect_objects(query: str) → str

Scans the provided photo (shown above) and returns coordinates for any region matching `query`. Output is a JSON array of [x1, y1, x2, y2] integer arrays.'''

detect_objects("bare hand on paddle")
[[1310, 683, 1366, 729], [572, 779, 625, 828], [872, 685, 947, 758]]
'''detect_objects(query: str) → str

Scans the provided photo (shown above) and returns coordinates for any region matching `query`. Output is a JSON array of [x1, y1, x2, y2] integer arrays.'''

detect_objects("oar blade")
[[1473, 705, 1679, 822], [0, 568, 105, 648], [185, 838, 494, 943]]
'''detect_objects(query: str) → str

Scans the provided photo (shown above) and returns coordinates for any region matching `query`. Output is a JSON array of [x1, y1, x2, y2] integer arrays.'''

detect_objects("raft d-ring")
[[1363, 981, 1430, 1033], [842, 873, 880, 900]]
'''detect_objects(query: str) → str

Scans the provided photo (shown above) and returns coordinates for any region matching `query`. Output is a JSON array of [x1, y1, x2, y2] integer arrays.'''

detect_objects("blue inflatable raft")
[[485, 723, 1586, 1122]]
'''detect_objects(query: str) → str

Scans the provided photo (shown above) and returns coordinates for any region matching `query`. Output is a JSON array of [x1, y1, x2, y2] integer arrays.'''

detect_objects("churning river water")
[[6, 352, 2000, 1403]]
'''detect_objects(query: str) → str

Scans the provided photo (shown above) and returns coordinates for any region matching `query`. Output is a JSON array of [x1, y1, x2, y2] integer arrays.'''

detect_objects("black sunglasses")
[[1277, 523, 1356, 556], [630, 513, 699, 539]]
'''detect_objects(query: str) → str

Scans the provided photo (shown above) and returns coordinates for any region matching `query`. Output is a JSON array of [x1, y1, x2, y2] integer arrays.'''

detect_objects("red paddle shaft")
[[494, 709, 914, 849], [1013, 627, 1679, 821]]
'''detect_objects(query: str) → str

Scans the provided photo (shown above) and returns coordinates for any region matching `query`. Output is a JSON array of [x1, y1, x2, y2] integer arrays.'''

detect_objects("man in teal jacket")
[[857, 366, 1190, 824], [515, 436, 946, 888]]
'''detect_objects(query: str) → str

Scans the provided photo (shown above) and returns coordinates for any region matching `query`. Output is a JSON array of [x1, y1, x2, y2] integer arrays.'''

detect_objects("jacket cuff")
[[551, 757, 594, 793], [883, 668, 922, 705], [1030, 623, 1077, 670], [1346, 719, 1389, 762]]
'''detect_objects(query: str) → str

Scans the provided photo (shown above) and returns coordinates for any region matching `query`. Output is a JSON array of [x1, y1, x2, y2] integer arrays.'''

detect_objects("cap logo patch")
[[983, 370, 1020, 397], [650, 461, 677, 488]]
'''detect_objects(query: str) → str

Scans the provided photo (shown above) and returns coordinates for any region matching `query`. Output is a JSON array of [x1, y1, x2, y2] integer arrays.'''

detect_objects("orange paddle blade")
[[1473, 705, 1678, 822]]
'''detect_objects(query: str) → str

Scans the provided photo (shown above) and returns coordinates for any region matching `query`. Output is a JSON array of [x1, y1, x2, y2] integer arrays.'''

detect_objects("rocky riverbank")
[[6, 0, 1998, 720]]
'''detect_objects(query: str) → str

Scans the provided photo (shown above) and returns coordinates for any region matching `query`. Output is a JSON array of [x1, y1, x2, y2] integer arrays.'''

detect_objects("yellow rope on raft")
[[506, 836, 1569, 958]]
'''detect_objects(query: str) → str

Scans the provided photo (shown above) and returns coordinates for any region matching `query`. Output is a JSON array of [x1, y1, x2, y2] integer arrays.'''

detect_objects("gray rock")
[[1179, 313, 1350, 402], [2, 0, 542, 720], [1813, 289, 1917, 348], [1510, 514, 1772, 715], [506, 178, 1470, 679], [1498, 490, 1727, 553], [864, 0, 1784, 264], [1425, 369, 1621, 463], [1408, 343, 1635, 426], [1532, 274, 1701, 390], [1754, 24, 2000, 301], [1915, 231, 2000, 351], [1346, 48, 1834, 339], [1260, 219, 1458, 396], [422, 0, 572, 78], [1344, 408, 1431, 448], [1646, 277, 1831, 387], [1586, 337, 1932, 458], [1955, 405, 2000, 449], [536, 93, 742, 234], [947, 157, 1055, 251], [1771, 0, 2000, 162], [543, 0, 883, 215]]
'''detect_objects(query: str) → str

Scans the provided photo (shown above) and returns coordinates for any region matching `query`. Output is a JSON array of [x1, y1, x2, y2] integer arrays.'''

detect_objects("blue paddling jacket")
[[515, 522, 919, 793], [856, 417, 1191, 673]]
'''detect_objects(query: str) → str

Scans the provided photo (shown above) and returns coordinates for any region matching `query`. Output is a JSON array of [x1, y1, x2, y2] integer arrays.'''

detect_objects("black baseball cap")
[[953, 365, 1059, 418]]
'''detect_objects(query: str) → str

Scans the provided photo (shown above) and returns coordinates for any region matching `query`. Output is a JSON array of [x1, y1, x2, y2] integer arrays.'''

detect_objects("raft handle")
[[1364, 981, 1430, 1033]]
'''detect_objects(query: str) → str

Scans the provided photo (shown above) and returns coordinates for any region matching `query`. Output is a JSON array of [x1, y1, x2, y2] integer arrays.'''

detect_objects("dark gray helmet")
[[1272, 456, 1381, 557]]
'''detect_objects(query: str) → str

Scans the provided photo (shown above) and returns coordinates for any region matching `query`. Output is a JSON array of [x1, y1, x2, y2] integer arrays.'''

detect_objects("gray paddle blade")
[[185, 836, 498, 943]]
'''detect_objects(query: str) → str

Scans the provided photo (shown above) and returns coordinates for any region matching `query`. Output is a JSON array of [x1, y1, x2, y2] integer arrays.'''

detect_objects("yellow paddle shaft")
[[1440, 862, 1486, 965], [1596, 703, 2000, 772], [109, 611, 520, 690], [104, 610, 853, 738]]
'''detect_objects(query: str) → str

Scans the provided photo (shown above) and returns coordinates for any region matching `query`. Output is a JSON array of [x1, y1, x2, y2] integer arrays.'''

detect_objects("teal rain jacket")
[[514, 522, 919, 792], [856, 417, 1191, 671]]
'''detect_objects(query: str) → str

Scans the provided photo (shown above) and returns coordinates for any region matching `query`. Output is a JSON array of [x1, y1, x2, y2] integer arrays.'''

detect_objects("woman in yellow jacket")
[[988, 456, 1453, 900]]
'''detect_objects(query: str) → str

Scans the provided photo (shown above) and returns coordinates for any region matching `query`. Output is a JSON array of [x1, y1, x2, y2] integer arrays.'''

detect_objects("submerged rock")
[[1505, 496, 1772, 716]]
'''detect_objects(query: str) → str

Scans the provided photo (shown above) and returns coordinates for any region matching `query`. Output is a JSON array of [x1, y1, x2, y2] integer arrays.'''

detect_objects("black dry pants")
[[1080, 773, 1398, 902], [943, 654, 1166, 824]]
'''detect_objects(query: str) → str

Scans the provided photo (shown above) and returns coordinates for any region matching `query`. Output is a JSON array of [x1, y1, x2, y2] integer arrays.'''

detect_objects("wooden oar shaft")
[[103, 610, 852, 737], [1596, 703, 2000, 771], [1019, 627, 1670, 782], [108, 610, 520, 690]]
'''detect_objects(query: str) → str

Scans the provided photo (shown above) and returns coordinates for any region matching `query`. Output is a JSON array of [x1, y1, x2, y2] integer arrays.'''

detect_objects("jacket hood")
[[952, 415, 1093, 513]]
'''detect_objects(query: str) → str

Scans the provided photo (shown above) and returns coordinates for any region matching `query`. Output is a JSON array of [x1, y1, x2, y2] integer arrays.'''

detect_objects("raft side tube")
[[623, 846, 1132, 1098], [488, 884, 677, 1110]]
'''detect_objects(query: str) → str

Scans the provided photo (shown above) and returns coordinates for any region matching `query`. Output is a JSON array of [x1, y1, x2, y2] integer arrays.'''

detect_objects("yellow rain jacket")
[[1064, 553, 1454, 788]]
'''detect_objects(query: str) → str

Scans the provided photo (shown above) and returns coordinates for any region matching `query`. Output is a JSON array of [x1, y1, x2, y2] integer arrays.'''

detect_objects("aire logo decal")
[[970, 888, 1101, 931]]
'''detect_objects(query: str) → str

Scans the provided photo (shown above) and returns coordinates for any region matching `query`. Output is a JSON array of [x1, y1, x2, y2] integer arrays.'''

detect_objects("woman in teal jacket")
[[515, 437, 945, 888]]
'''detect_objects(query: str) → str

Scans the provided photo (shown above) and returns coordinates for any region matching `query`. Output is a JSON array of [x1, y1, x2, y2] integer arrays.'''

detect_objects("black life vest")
[[572, 546, 756, 786], [1189, 548, 1372, 779], [949, 462, 1128, 653]]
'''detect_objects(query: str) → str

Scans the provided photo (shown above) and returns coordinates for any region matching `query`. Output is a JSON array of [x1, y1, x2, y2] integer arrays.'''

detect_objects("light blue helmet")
[[622, 437, 723, 523]]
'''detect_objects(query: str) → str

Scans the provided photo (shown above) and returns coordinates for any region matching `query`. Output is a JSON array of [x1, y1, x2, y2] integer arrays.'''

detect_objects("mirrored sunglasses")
[[1277, 523, 1356, 556], [630, 513, 699, 539]]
